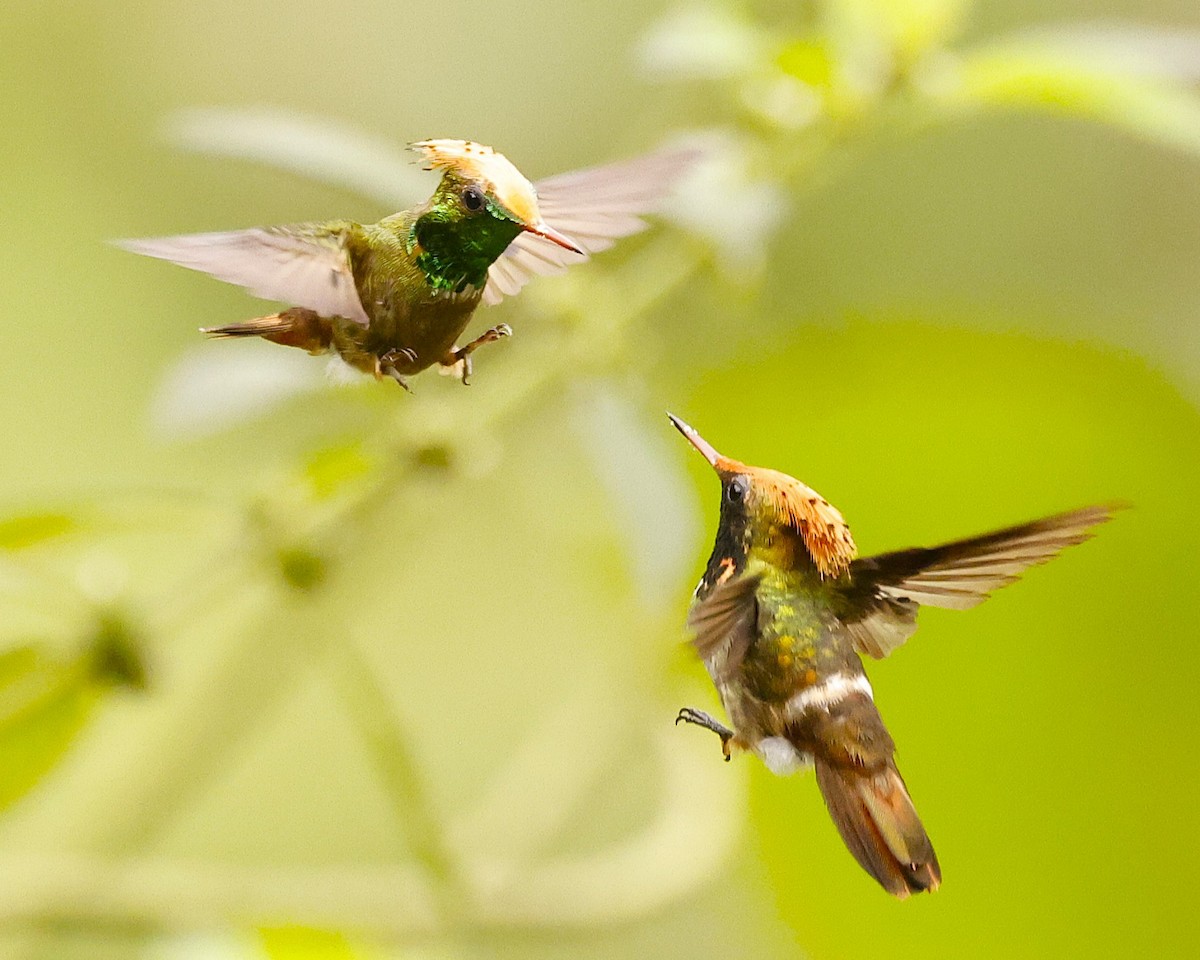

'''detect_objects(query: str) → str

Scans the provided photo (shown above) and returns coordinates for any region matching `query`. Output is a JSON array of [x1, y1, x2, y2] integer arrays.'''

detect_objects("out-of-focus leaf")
[[994, 21, 1200, 82], [777, 39, 837, 89], [820, 0, 968, 99], [303, 441, 374, 501], [838, 0, 969, 62], [0, 645, 101, 813], [940, 47, 1200, 157], [168, 107, 427, 209], [276, 545, 327, 592], [637, 5, 768, 80], [259, 927, 367, 959], [570, 382, 702, 611], [658, 129, 787, 275], [0, 512, 76, 551], [150, 343, 331, 439], [90, 611, 149, 690], [740, 73, 825, 130], [0, 618, 144, 814]]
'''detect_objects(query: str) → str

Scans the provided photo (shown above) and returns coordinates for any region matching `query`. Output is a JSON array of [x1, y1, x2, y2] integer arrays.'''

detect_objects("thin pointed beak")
[[667, 413, 722, 468], [524, 220, 584, 255]]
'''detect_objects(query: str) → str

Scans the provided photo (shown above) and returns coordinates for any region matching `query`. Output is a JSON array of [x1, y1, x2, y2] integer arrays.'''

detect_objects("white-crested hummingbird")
[[120, 140, 693, 388]]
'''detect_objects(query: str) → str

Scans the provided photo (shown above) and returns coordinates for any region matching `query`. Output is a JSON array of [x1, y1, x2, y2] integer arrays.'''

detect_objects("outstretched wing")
[[482, 145, 698, 306], [687, 573, 762, 684], [117, 224, 371, 326], [841, 503, 1124, 659]]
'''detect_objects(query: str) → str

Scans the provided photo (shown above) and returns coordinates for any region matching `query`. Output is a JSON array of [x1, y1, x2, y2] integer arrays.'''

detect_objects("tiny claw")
[[376, 347, 419, 391], [441, 323, 512, 386], [386, 372, 415, 393], [675, 706, 735, 759], [379, 346, 418, 369]]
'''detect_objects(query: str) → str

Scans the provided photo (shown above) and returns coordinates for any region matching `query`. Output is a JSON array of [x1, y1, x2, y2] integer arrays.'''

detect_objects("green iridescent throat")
[[411, 202, 523, 293]]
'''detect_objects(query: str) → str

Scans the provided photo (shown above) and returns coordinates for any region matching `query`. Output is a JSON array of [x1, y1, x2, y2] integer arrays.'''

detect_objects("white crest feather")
[[411, 139, 541, 226]]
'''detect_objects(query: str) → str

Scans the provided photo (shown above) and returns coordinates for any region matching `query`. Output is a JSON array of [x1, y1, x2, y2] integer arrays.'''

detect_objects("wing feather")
[[483, 144, 700, 305], [118, 225, 371, 326], [686, 573, 761, 684], [841, 503, 1124, 658]]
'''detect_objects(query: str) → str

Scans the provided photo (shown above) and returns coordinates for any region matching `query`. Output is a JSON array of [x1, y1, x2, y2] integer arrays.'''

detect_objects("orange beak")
[[667, 413, 722, 468], [524, 220, 584, 255]]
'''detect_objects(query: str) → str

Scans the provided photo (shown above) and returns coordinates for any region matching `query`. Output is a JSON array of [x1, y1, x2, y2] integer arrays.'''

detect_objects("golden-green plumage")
[[669, 413, 1119, 898], [119, 138, 696, 388]]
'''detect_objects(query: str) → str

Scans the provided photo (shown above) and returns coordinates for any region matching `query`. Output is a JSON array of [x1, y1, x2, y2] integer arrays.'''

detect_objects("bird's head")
[[411, 139, 582, 253], [668, 413, 857, 578]]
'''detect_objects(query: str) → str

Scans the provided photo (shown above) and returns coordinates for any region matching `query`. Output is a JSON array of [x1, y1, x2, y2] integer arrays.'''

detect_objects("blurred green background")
[[1, 1, 1199, 958]]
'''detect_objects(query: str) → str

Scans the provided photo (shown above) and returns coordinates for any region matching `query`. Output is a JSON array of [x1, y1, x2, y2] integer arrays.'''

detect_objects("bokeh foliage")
[[1, 1, 1199, 958]]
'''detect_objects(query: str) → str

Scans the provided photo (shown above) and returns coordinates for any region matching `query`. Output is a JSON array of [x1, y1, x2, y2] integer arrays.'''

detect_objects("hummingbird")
[[119, 139, 692, 389], [668, 414, 1120, 898]]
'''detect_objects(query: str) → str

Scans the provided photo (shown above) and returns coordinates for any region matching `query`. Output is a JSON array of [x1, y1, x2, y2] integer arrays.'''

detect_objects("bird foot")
[[675, 707, 735, 761], [376, 348, 418, 392], [439, 323, 513, 385]]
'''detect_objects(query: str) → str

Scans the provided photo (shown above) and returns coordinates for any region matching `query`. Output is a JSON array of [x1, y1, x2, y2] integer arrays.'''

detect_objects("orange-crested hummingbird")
[[668, 414, 1120, 897], [120, 140, 692, 389]]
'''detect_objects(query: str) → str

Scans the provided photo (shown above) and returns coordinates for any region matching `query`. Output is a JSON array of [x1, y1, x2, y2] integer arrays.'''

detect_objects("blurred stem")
[[325, 639, 469, 926]]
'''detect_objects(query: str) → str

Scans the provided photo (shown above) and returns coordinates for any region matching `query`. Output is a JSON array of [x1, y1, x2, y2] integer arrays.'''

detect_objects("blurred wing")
[[842, 503, 1123, 659], [482, 145, 699, 306], [118, 225, 371, 326], [686, 573, 761, 683]]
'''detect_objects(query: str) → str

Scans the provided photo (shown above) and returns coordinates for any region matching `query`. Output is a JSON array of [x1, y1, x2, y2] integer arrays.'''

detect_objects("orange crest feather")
[[724, 461, 858, 578]]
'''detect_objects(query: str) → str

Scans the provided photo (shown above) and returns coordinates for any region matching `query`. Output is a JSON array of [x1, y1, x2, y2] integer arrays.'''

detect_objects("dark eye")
[[462, 186, 484, 211], [726, 476, 748, 504]]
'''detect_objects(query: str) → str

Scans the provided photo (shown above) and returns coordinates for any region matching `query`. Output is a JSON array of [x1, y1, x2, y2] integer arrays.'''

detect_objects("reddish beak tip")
[[667, 412, 722, 467], [525, 220, 584, 255]]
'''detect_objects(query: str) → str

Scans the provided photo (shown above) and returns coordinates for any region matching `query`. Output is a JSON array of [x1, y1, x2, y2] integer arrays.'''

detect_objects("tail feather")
[[202, 315, 294, 339], [201, 308, 332, 354], [815, 758, 941, 898]]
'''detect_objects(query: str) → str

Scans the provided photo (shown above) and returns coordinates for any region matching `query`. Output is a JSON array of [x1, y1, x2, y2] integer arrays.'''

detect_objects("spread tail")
[[201, 307, 332, 354], [814, 757, 941, 898]]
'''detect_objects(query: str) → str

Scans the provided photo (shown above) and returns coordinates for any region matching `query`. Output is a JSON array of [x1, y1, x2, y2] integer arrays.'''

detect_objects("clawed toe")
[[675, 707, 735, 760]]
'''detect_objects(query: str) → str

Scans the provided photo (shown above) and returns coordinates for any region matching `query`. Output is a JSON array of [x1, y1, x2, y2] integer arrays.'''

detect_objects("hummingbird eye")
[[461, 185, 485, 212], [726, 476, 748, 504]]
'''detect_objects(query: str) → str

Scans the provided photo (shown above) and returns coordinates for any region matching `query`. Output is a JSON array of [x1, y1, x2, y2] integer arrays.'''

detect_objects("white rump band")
[[786, 672, 873, 717]]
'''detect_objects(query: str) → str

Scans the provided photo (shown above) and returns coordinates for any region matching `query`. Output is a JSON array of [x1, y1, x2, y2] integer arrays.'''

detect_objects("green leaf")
[[0, 512, 76, 551], [947, 45, 1200, 156], [0, 645, 100, 813]]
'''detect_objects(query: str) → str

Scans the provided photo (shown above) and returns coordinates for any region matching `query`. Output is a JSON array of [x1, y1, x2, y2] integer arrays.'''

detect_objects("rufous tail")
[[202, 307, 332, 355], [814, 757, 941, 898]]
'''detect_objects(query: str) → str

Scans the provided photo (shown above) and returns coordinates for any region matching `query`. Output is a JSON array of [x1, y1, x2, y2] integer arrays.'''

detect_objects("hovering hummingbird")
[[120, 140, 692, 388], [668, 414, 1120, 898]]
